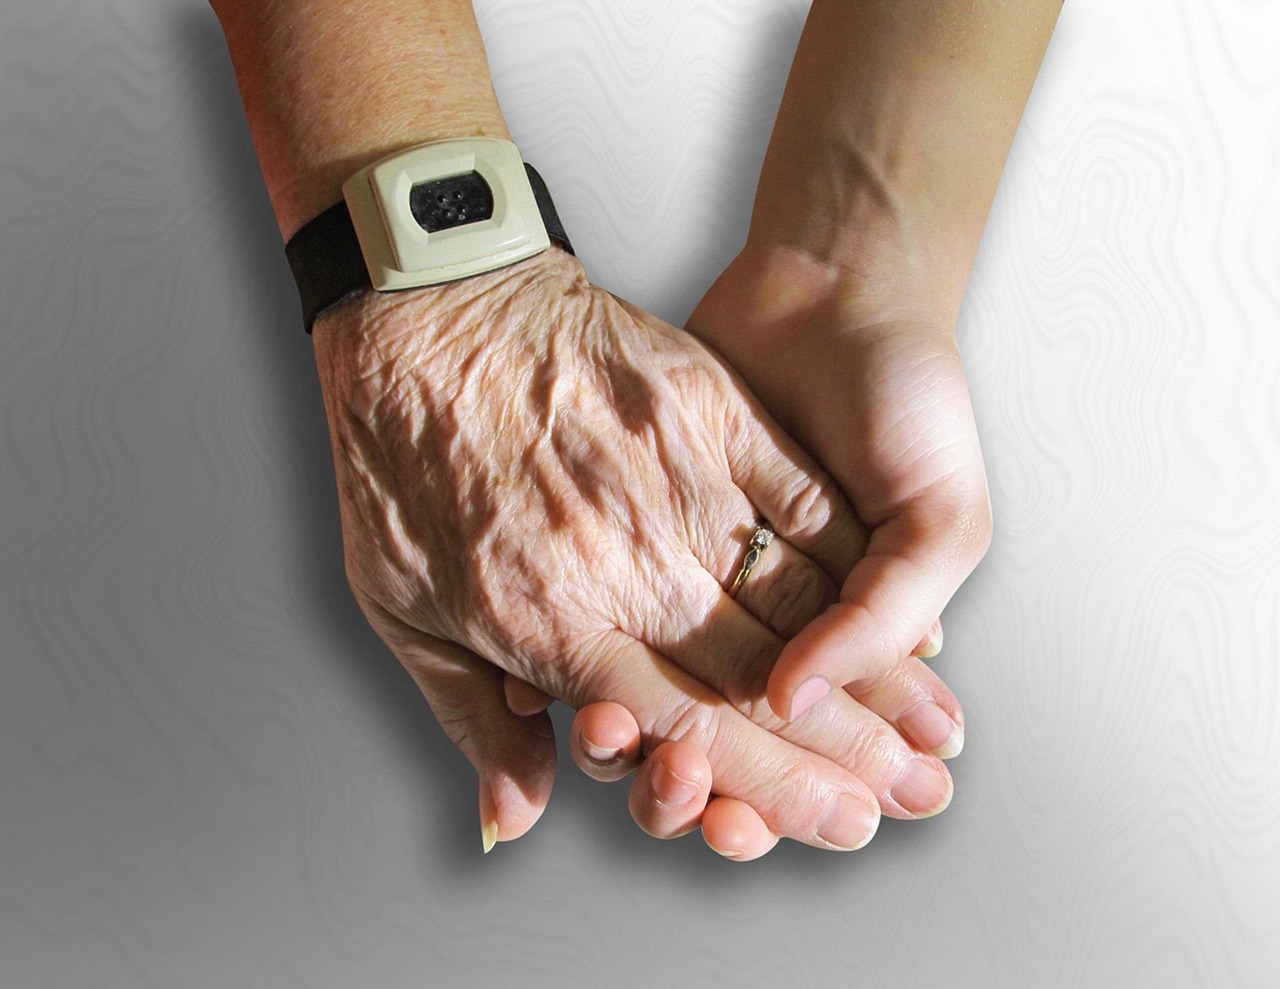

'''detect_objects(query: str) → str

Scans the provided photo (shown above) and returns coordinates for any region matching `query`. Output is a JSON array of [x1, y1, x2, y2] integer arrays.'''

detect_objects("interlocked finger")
[[571, 701, 643, 782], [642, 570, 954, 821], [702, 797, 779, 861], [574, 631, 882, 852], [628, 741, 714, 840]]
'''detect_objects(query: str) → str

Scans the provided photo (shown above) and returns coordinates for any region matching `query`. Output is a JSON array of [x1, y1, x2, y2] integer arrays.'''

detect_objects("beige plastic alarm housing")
[[341, 138, 550, 291]]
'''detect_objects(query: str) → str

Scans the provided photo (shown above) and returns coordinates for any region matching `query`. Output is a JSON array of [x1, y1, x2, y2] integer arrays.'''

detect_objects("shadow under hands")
[[171, 4, 481, 869]]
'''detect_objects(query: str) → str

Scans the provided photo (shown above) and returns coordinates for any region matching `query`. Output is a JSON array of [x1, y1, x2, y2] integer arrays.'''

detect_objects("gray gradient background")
[[2, 0, 1277, 986]]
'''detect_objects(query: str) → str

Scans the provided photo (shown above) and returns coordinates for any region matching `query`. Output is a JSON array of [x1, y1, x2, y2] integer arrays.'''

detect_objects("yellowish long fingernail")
[[481, 819, 498, 854], [899, 702, 964, 760], [933, 723, 965, 760], [916, 623, 944, 659]]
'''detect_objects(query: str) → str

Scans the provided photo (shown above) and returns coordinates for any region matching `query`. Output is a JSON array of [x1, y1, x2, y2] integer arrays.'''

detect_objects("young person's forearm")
[[748, 0, 1061, 323], [210, 0, 509, 240]]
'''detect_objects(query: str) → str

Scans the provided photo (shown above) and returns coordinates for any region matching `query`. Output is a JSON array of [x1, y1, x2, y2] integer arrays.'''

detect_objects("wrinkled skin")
[[567, 241, 990, 858], [313, 248, 955, 851]]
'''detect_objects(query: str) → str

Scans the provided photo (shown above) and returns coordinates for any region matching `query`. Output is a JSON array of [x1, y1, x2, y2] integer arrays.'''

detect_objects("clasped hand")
[[314, 247, 985, 859]]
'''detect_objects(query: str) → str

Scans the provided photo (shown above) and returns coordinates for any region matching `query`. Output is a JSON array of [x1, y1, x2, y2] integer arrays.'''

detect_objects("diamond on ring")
[[729, 523, 774, 597]]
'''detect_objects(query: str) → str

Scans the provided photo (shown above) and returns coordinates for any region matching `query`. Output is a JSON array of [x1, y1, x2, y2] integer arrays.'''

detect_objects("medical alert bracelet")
[[285, 138, 574, 332]]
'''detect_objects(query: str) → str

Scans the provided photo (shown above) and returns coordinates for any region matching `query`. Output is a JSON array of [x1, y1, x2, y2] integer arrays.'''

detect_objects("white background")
[[1, 0, 1277, 985]]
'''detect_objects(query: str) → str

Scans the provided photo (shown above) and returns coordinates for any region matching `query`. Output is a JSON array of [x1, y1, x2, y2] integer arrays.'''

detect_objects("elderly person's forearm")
[[209, 0, 509, 240]]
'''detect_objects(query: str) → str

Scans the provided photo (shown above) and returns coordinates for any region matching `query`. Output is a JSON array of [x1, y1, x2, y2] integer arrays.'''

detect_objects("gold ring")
[[729, 524, 774, 597]]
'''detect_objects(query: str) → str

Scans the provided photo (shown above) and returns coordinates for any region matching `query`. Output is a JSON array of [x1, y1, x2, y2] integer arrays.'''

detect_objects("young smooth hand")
[[687, 245, 992, 721]]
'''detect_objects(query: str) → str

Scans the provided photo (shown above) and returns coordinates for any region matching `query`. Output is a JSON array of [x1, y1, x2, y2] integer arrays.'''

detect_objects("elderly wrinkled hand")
[[311, 247, 955, 852]]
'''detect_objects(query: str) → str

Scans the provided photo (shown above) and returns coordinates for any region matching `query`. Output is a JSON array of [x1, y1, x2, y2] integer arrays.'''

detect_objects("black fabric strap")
[[285, 162, 574, 334], [522, 164, 573, 259], [284, 202, 367, 334]]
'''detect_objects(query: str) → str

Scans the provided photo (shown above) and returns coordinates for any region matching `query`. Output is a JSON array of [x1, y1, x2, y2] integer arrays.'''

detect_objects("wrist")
[[311, 245, 579, 356], [213, 0, 511, 240], [737, 0, 1061, 333], [730, 226, 963, 339], [742, 136, 974, 331], [273, 107, 512, 243]]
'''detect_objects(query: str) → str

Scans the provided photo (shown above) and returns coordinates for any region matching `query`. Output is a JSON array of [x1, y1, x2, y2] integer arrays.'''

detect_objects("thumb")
[[374, 618, 557, 852], [768, 486, 991, 720]]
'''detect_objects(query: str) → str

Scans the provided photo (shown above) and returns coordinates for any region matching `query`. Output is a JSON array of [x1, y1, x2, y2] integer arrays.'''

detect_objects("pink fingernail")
[[898, 702, 964, 759], [890, 758, 954, 818], [704, 836, 744, 860], [652, 761, 700, 807], [916, 624, 944, 659], [582, 739, 622, 763], [789, 676, 832, 720], [817, 792, 880, 850]]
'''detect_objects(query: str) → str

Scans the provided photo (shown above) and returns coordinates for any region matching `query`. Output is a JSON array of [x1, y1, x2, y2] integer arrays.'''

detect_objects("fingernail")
[[817, 792, 880, 850], [789, 676, 832, 720], [916, 624, 944, 659], [704, 837, 744, 860], [582, 739, 622, 763], [890, 758, 953, 818], [481, 819, 498, 854], [898, 702, 964, 759], [652, 761, 700, 807]]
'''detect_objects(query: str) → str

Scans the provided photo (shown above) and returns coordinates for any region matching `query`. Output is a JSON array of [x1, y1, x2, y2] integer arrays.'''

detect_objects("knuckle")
[[767, 757, 829, 837], [918, 477, 993, 573], [731, 688, 778, 731], [530, 639, 597, 711], [956, 497, 994, 563], [935, 491, 993, 570], [772, 471, 840, 542], [700, 638, 777, 720], [755, 563, 833, 639], [651, 698, 723, 758], [850, 600, 900, 679], [837, 721, 904, 785]]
